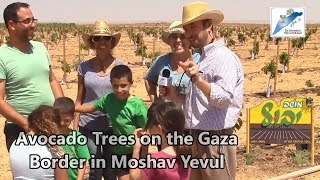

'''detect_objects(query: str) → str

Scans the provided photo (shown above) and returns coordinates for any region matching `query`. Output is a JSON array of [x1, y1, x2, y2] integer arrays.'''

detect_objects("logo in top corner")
[[270, 7, 305, 37]]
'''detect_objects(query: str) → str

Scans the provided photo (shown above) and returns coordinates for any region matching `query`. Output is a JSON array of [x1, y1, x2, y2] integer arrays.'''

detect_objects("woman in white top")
[[9, 105, 68, 180]]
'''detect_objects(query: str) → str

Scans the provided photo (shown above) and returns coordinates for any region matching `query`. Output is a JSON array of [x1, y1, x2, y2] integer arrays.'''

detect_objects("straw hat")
[[176, 2, 224, 27], [82, 20, 121, 49], [161, 21, 185, 45]]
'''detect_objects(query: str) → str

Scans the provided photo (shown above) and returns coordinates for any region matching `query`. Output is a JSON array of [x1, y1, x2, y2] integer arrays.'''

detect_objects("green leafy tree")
[[279, 52, 289, 67], [262, 60, 276, 80], [237, 33, 246, 45], [250, 41, 259, 60], [227, 38, 236, 49], [265, 34, 272, 50]]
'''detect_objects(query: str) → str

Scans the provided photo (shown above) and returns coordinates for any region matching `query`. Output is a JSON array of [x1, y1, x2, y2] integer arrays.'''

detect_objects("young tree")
[[273, 37, 282, 96], [237, 32, 246, 45], [265, 34, 272, 50], [261, 60, 276, 97], [250, 41, 259, 60], [279, 52, 289, 73], [227, 38, 236, 49]]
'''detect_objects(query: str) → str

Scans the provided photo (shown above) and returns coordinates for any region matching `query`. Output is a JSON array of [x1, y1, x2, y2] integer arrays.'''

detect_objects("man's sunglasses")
[[92, 36, 112, 43], [13, 17, 38, 24]]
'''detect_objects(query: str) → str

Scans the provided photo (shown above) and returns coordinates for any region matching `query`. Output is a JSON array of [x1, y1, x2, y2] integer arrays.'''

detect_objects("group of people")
[[0, 1, 244, 180]]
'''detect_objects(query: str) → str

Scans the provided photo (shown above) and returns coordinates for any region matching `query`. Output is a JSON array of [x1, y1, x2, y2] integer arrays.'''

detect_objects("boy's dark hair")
[[110, 65, 132, 82], [53, 97, 75, 115], [3, 2, 30, 29]]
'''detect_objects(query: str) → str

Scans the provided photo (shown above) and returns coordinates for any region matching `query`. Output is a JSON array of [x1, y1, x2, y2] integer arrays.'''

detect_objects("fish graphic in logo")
[[272, 9, 303, 35]]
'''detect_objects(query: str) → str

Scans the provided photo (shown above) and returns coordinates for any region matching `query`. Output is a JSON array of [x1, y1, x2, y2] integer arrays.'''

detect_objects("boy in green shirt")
[[54, 97, 90, 180], [76, 65, 148, 180]]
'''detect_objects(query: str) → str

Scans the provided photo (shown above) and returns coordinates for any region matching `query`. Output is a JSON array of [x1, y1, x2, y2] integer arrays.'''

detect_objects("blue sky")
[[0, 0, 319, 24]]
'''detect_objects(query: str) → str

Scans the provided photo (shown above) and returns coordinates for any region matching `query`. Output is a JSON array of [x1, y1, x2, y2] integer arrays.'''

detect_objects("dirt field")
[[1, 24, 320, 179]]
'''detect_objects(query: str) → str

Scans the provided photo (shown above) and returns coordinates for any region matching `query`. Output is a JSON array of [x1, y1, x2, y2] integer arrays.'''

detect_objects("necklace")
[[94, 57, 115, 74]]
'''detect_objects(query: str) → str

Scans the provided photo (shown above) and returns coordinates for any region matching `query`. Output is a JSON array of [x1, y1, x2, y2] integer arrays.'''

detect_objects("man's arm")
[[0, 79, 28, 132], [49, 66, 64, 98], [179, 57, 239, 109]]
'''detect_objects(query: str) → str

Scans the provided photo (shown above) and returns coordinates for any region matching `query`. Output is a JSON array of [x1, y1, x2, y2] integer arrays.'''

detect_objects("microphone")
[[157, 69, 172, 87], [155, 69, 172, 103]]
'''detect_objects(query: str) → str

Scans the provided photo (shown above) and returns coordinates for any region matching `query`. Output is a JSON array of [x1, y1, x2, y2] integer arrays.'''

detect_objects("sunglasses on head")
[[92, 36, 112, 43]]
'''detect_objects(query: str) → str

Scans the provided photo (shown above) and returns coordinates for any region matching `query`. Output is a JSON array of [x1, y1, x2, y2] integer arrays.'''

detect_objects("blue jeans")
[[79, 127, 116, 180]]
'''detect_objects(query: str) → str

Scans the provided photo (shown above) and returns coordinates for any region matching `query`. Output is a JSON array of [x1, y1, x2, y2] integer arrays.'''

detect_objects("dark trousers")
[[4, 122, 25, 152], [80, 127, 116, 180]]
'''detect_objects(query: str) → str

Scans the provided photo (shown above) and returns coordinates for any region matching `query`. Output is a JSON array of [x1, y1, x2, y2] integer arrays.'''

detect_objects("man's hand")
[[179, 58, 211, 97], [179, 60, 201, 82]]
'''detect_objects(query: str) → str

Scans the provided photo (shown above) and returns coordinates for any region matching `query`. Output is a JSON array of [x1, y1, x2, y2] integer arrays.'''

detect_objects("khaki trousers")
[[188, 129, 237, 180]]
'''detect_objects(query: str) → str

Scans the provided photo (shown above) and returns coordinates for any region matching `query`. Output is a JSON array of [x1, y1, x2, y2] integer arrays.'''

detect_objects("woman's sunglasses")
[[92, 36, 112, 43]]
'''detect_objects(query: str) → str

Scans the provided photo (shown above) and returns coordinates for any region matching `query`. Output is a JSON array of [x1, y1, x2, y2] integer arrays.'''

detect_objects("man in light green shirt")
[[0, 2, 63, 151]]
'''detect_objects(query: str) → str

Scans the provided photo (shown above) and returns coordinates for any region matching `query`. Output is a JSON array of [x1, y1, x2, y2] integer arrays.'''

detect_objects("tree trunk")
[[63, 32, 66, 63], [266, 82, 272, 97], [153, 37, 155, 57], [78, 34, 81, 60], [274, 43, 279, 96], [251, 51, 255, 60], [252, 34, 257, 59], [287, 38, 290, 71], [282, 65, 286, 73], [141, 33, 144, 64]]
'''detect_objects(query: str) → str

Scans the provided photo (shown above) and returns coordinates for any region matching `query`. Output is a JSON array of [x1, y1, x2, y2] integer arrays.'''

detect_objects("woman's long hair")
[[28, 105, 64, 157]]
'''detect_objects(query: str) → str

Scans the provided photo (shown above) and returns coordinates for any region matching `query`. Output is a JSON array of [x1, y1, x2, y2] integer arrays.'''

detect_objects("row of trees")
[[126, 26, 162, 65], [218, 26, 318, 60], [260, 26, 318, 97]]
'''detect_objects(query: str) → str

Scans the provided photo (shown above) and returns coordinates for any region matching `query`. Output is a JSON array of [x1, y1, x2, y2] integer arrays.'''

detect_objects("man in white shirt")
[[162, 2, 244, 180]]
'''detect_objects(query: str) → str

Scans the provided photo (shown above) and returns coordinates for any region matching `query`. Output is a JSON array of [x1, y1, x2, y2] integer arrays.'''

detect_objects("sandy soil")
[[1, 24, 320, 179]]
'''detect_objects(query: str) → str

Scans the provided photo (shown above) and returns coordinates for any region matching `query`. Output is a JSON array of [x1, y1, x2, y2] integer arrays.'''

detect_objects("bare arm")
[[129, 128, 144, 180], [0, 79, 28, 132], [73, 75, 86, 130], [49, 66, 64, 98], [54, 162, 69, 180], [75, 103, 96, 113], [76, 164, 87, 180], [159, 85, 185, 104], [144, 79, 157, 103]]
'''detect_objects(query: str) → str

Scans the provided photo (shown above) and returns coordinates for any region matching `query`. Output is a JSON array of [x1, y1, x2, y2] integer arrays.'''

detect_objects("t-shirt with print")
[[94, 93, 148, 155], [61, 130, 90, 180]]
